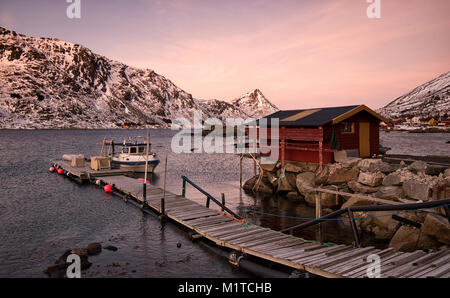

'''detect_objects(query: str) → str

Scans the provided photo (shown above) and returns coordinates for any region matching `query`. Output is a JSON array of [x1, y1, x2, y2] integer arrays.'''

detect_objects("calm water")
[[0, 129, 448, 277]]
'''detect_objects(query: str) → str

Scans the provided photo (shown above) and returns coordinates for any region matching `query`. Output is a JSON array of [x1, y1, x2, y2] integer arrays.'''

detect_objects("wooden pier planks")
[[55, 166, 450, 278], [52, 159, 132, 180]]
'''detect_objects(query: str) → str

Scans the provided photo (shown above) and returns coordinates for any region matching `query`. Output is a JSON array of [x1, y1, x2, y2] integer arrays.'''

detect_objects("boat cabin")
[[120, 144, 148, 155]]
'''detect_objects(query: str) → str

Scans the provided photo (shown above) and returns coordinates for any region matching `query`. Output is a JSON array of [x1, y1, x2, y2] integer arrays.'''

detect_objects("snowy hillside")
[[232, 89, 279, 119], [378, 71, 450, 120], [0, 27, 278, 129]]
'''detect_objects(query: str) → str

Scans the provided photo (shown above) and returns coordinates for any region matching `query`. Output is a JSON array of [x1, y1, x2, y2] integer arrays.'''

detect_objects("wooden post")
[[142, 183, 146, 206], [181, 179, 186, 197], [348, 209, 361, 247], [281, 127, 286, 169], [161, 154, 168, 215], [239, 154, 243, 188], [315, 193, 322, 219], [221, 193, 225, 212]]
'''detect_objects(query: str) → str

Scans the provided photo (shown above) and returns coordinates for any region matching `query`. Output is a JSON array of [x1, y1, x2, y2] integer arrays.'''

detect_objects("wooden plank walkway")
[[96, 175, 450, 278], [52, 159, 132, 180]]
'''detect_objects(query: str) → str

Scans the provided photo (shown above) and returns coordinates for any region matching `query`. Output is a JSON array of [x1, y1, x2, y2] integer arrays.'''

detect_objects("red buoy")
[[138, 178, 145, 182], [104, 184, 112, 193], [49, 167, 55, 173], [57, 168, 64, 175]]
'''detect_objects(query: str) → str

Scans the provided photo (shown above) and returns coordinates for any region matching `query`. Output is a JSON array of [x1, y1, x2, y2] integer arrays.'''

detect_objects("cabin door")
[[359, 122, 370, 157]]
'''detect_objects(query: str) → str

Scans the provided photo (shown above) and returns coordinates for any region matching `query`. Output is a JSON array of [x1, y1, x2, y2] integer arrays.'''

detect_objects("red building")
[[257, 105, 389, 169]]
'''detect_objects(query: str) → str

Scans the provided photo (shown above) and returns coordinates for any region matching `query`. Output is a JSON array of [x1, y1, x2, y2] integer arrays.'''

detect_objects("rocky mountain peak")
[[0, 27, 279, 128]]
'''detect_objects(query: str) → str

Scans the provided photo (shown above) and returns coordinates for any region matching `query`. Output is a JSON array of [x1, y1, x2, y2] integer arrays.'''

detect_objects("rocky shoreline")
[[244, 158, 450, 252]]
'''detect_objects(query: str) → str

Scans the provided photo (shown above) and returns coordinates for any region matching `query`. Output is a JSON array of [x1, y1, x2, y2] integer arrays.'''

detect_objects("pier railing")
[[181, 176, 242, 220], [281, 198, 450, 247]]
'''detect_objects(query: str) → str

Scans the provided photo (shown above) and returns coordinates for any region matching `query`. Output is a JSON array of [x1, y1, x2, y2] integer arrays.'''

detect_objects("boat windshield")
[[122, 146, 147, 154]]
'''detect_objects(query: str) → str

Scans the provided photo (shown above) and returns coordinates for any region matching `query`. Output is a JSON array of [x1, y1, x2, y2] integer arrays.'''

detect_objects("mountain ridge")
[[0, 27, 278, 129], [378, 71, 450, 120]]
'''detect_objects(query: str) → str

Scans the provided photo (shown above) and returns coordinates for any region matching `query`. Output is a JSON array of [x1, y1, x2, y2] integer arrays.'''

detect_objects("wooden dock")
[[98, 175, 450, 278], [52, 161, 450, 278], [52, 159, 133, 180]]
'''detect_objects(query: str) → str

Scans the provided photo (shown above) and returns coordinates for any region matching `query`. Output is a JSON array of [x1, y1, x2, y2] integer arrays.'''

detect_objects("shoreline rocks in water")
[[243, 157, 450, 252], [43, 242, 103, 278]]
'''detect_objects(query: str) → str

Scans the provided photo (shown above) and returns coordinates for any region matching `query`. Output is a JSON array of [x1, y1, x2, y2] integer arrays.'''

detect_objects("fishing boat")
[[102, 137, 160, 173]]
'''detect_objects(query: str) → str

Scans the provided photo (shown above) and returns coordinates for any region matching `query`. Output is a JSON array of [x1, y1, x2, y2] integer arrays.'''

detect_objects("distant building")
[[257, 105, 389, 169]]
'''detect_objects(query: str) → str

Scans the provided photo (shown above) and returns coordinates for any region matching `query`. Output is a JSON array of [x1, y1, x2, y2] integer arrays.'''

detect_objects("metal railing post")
[[347, 209, 361, 248]]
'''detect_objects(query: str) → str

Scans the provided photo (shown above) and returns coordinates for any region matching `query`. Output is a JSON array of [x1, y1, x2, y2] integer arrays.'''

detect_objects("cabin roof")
[[259, 105, 388, 127]]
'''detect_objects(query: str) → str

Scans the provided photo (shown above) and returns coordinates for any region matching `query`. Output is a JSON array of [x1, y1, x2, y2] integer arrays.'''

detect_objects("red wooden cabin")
[[256, 105, 389, 169]]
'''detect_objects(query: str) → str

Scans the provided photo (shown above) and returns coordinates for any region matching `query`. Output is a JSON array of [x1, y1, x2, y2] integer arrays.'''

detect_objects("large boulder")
[[358, 171, 385, 187], [389, 226, 420, 252], [445, 168, 450, 177], [421, 213, 450, 245], [383, 172, 404, 186], [340, 157, 362, 168], [87, 243, 102, 255], [243, 175, 275, 194], [278, 173, 296, 192], [416, 232, 442, 251], [341, 196, 377, 209], [326, 165, 359, 185], [360, 211, 401, 240], [379, 162, 400, 174], [260, 161, 279, 172], [333, 150, 347, 163], [314, 166, 330, 185], [357, 159, 384, 172], [348, 180, 380, 193], [374, 186, 404, 201], [408, 161, 428, 174], [296, 172, 316, 197], [264, 171, 279, 187], [402, 179, 431, 201]]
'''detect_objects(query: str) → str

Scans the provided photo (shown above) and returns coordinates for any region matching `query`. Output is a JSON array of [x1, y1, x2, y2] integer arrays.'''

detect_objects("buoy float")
[[57, 168, 64, 175], [138, 178, 145, 182], [95, 180, 101, 185], [49, 167, 55, 173], [104, 184, 112, 193]]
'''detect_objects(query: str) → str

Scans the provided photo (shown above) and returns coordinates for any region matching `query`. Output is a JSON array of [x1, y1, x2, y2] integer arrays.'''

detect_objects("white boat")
[[104, 138, 160, 173]]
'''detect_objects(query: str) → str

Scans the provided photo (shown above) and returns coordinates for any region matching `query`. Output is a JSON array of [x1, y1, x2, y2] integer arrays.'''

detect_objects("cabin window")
[[122, 148, 128, 153], [341, 122, 354, 134], [130, 147, 137, 154], [138, 147, 145, 154]]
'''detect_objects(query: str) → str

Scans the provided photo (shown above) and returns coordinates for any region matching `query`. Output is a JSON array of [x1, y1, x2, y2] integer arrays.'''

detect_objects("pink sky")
[[1, 0, 449, 109]]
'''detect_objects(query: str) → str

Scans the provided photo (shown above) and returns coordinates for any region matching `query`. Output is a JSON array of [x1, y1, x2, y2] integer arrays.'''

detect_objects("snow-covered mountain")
[[232, 89, 279, 119], [0, 27, 278, 129], [378, 71, 450, 120]]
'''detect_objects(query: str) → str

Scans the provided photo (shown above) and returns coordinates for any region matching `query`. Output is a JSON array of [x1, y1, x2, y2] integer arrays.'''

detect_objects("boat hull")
[[111, 159, 160, 173]]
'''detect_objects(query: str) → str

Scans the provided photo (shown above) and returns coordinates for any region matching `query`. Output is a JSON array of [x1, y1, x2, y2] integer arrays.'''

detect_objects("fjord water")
[[0, 129, 448, 277]]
